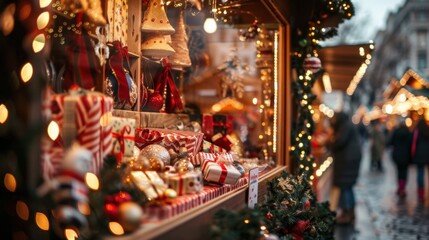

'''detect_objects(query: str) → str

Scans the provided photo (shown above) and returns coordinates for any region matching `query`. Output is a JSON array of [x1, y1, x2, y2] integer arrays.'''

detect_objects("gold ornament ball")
[[140, 144, 171, 166], [164, 188, 178, 199], [118, 202, 143, 232], [173, 159, 194, 175]]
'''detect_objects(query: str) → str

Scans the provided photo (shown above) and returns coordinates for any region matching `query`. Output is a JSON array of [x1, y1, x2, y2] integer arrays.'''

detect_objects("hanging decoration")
[[216, 50, 248, 99], [168, 9, 192, 70]]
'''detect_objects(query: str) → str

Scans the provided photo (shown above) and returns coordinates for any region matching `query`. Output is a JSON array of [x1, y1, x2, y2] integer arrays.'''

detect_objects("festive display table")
[[104, 166, 286, 240]]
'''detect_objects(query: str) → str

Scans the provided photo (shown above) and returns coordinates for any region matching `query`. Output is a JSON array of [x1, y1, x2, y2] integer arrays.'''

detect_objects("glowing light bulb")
[[20, 62, 33, 83], [37, 12, 49, 29], [85, 172, 99, 190], [0, 104, 8, 124], [32, 33, 46, 53], [203, 18, 217, 33], [47, 120, 59, 140]]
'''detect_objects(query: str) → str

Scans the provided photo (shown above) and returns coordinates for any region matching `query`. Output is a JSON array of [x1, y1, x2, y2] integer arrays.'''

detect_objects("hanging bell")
[[142, 34, 176, 60], [141, 0, 175, 35]]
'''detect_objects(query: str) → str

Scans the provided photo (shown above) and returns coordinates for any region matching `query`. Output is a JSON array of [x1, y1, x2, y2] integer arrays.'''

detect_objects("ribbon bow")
[[112, 125, 135, 159], [134, 128, 163, 149]]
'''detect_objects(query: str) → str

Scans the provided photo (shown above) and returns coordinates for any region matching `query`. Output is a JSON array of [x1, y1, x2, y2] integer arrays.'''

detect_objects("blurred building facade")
[[363, 0, 429, 105]]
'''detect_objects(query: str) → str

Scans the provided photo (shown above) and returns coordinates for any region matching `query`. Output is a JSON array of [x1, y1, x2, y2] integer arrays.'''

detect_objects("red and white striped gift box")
[[136, 128, 203, 157], [189, 152, 234, 166], [41, 90, 113, 180]]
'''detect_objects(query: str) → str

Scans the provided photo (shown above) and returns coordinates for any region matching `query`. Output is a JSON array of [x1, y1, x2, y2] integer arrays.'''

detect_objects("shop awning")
[[316, 43, 373, 94], [398, 68, 429, 97]]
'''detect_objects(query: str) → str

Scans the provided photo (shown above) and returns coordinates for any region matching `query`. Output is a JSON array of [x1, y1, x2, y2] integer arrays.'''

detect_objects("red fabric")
[[155, 59, 183, 113], [64, 12, 97, 90], [109, 41, 131, 103]]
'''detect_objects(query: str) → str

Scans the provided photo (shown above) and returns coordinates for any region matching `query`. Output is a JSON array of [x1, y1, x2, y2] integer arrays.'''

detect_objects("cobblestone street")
[[319, 142, 429, 240]]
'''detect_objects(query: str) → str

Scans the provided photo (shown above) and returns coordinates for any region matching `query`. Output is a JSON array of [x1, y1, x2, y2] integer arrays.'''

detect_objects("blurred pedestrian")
[[370, 120, 385, 172], [387, 119, 412, 198], [327, 111, 362, 224], [410, 115, 429, 202]]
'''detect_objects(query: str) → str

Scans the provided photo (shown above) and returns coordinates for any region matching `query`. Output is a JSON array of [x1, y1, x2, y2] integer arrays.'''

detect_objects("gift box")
[[130, 171, 168, 200], [111, 116, 136, 158], [42, 88, 113, 179], [202, 140, 227, 153], [201, 160, 241, 185], [135, 128, 203, 157], [189, 152, 234, 167], [162, 171, 203, 195]]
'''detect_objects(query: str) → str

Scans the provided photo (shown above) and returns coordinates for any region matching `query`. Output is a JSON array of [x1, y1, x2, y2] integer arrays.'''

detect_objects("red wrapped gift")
[[202, 140, 227, 153], [189, 152, 234, 166], [201, 159, 241, 185], [162, 171, 203, 195], [42, 88, 113, 179], [135, 128, 203, 157]]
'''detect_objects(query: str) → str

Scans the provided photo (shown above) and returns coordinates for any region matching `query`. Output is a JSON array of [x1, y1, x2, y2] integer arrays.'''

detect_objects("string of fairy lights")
[[290, 0, 354, 182]]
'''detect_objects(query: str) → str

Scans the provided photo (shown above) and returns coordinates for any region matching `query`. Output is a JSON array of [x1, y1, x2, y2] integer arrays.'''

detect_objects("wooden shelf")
[[104, 166, 286, 240]]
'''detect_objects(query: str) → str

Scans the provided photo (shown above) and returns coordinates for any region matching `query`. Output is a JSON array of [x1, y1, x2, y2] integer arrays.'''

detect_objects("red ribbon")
[[218, 163, 228, 184], [112, 125, 135, 156], [109, 41, 131, 103], [155, 59, 183, 113], [134, 128, 163, 149]]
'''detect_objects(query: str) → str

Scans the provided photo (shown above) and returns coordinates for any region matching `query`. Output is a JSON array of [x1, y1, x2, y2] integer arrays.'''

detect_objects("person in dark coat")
[[370, 120, 386, 172], [411, 116, 429, 201], [387, 120, 412, 198], [327, 111, 362, 224]]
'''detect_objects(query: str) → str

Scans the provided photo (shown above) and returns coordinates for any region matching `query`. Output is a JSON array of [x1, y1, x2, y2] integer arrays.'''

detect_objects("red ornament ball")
[[147, 91, 164, 111], [266, 212, 273, 220], [304, 199, 311, 210], [303, 56, 321, 73], [104, 203, 119, 220]]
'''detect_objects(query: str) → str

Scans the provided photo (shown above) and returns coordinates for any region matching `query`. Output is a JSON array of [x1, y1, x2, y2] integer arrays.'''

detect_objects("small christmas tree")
[[257, 171, 335, 240]]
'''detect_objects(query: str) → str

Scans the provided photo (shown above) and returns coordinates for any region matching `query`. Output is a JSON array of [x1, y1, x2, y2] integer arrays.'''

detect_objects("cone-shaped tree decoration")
[[142, 0, 175, 35], [142, 34, 176, 60], [168, 9, 192, 70]]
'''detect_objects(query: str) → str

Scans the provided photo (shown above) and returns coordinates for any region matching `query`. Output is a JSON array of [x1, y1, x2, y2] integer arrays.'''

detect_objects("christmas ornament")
[[303, 56, 321, 73], [140, 144, 171, 166], [298, 39, 307, 47], [291, 220, 310, 235], [164, 188, 178, 199], [137, 154, 165, 172], [147, 90, 165, 112], [266, 212, 273, 220], [168, 9, 192, 70], [141, 0, 175, 34], [117, 201, 143, 232], [173, 159, 194, 175], [141, 34, 176, 60]]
